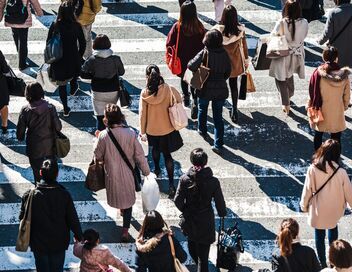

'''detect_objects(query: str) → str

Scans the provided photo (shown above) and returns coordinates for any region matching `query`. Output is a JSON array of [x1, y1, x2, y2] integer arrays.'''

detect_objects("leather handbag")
[[251, 35, 272, 70], [183, 50, 210, 90], [118, 78, 131, 108], [85, 159, 105, 192], [16, 189, 35, 252], [107, 128, 142, 192], [55, 131, 70, 158], [266, 21, 290, 59], [166, 21, 182, 75], [168, 86, 188, 130], [6, 66, 26, 97], [246, 71, 256, 93], [307, 107, 324, 125], [168, 235, 189, 272]]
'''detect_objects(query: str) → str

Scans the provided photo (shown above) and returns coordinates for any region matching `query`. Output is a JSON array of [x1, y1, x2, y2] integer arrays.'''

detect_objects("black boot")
[[230, 108, 238, 124]]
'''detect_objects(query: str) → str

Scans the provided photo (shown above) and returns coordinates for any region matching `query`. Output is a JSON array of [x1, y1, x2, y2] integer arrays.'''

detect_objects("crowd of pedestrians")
[[0, 0, 352, 271]]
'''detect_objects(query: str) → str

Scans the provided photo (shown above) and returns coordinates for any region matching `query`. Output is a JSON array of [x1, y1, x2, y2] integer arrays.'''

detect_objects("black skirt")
[[147, 130, 183, 153]]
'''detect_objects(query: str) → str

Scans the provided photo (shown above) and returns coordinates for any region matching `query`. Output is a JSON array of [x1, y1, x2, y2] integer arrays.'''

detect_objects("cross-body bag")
[[168, 234, 189, 272], [328, 16, 352, 46], [107, 128, 142, 192]]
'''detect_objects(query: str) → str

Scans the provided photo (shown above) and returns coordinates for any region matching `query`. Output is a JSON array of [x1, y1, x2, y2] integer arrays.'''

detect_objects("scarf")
[[309, 62, 340, 109]]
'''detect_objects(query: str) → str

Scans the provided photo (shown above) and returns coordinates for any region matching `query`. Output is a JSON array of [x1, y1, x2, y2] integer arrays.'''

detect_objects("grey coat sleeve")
[[318, 11, 334, 45], [174, 176, 187, 212], [116, 56, 125, 76], [213, 178, 227, 217], [187, 49, 204, 72]]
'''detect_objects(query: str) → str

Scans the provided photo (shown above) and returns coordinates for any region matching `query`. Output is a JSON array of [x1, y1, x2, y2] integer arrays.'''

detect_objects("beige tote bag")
[[266, 21, 290, 59], [168, 86, 188, 131], [168, 235, 189, 272]]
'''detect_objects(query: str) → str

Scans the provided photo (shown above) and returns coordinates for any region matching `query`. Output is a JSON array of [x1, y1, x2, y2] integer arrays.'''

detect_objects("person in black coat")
[[174, 148, 227, 272], [272, 218, 321, 272], [135, 210, 187, 272], [188, 29, 231, 152], [47, 0, 86, 117], [16, 82, 62, 183], [19, 159, 83, 272], [0, 50, 9, 134]]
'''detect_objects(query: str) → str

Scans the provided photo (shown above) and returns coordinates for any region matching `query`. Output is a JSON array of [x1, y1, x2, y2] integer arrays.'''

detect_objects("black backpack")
[[4, 0, 28, 24]]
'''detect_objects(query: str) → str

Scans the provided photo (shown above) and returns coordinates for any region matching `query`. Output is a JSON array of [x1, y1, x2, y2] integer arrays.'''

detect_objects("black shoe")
[[1, 126, 8, 134], [63, 107, 71, 117], [230, 109, 238, 124], [191, 102, 198, 120], [197, 130, 208, 138], [168, 185, 176, 198], [212, 145, 223, 154], [183, 95, 190, 107]]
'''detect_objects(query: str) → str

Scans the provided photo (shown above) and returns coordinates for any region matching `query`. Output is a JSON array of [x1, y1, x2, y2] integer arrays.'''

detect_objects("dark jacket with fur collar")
[[135, 231, 187, 272]]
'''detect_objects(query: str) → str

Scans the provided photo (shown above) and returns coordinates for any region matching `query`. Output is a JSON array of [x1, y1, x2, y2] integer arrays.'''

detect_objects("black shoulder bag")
[[107, 128, 142, 192]]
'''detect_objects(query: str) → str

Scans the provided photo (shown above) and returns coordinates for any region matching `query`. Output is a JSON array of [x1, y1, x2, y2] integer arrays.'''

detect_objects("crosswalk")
[[1, 0, 352, 271]]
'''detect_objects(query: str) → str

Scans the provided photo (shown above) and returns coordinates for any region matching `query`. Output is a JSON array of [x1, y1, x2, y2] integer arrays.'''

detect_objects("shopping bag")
[[251, 35, 272, 70], [141, 174, 160, 213], [246, 71, 256, 93], [37, 64, 57, 93], [183, 50, 210, 90], [85, 159, 105, 192], [266, 35, 290, 59], [55, 131, 70, 158]]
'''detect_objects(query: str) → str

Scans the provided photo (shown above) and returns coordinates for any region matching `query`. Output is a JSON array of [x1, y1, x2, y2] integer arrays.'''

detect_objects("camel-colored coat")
[[310, 67, 351, 133], [94, 126, 150, 209]]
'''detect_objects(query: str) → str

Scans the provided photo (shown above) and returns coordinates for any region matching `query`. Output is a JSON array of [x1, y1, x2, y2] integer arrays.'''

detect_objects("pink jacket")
[[73, 242, 132, 272], [300, 163, 352, 229], [0, 0, 43, 28]]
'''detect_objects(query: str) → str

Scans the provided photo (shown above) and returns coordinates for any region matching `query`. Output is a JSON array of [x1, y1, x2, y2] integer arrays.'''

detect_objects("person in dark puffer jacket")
[[81, 34, 125, 132], [19, 159, 83, 272], [188, 29, 231, 152], [174, 148, 227, 272], [16, 82, 62, 184]]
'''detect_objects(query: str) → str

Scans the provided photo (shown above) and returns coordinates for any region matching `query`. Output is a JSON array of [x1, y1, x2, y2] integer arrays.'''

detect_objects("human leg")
[[287, 76, 294, 99], [151, 147, 161, 175], [190, 87, 198, 119], [187, 240, 198, 266], [82, 24, 93, 59], [229, 77, 238, 123], [69, 78, 79, 96], [47, 251, 65, 272], [275, 78, 290, 113], [331, 132, 342, 145], [58, 85, 69, 115], [196, 243, 211, 272], [212, 99, 225, 149], [29, 157, 44, 184], [181, 79, 190, 107], [213, 0, 224, 22], [12, 28, 29, 70], [163, 152, 175, 197], [96, 116, 105, 131], [197, 98, 209, 135], [327, 226, 338, 245], [314, 131, 324, 151], [315, 228, 327, 268], [33, 252, 50, 272]]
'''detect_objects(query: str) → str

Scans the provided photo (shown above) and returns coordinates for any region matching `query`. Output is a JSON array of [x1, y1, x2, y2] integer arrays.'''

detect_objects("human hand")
[[95, 130, 101, 138]]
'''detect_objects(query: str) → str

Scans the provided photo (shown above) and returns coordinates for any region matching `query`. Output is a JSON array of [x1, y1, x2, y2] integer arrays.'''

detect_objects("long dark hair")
[[179, 1, 205, 36], [277, 218, 299, 257], [220, 5, 241, 37], [138, 210, 168, 239], [145, 64, 164, 96], [312, 139, 341, 173], [56, 1, 76, 24], [282, 0, 302, 40], [83, 229, 99, 250]]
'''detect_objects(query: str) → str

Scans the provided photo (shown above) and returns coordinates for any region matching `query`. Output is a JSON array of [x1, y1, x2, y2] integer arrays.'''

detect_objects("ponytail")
[[83, 229, 99, 251], [277, 218, 299, 257], [145, 64, 164, 96]]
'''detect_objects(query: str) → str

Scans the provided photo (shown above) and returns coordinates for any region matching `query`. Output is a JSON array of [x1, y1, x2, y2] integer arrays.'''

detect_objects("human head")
[[203, 29, 223, 49], [103, 104, 125, 127], [220, 5, 241, 37], [322, 47, 338, 63], [57, 1, 76, 23], [329, 240, 352, 268], [40, 159, 59, 183], [190, 148, 208, 167], [145, 64, 164, 95], [277, 218, 299, 257], [93, 34, 111, 50], [139, 210, 167, 239], [334, 0, 351, 5], [179, 1, 205, 36], [83, 229, 100, 250], [25, 82, 45, 103], [313, 139, 341, 173], [282, 0, 302, 20]]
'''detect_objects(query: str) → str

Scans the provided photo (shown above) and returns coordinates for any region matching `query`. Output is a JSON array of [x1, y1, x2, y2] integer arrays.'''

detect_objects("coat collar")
[[317, 66, 351, 82], [135, 230, 170, 253]]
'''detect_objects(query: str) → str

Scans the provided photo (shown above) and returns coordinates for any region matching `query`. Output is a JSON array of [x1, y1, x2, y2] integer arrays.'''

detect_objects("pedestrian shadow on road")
[[246, 0, 281, 10]]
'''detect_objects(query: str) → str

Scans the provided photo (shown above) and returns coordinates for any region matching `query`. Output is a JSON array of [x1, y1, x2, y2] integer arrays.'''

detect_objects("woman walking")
[[135, 210, 187, 272], [174, 148, 227, 272], [81, 34, 125, 131], [0, 0, 43, 70], [269, 0, 308, 114], [16, 82, 62, 183], [74, 229, 132, 271], [300, 139, 352, 268], [75, 0, 102, 59], [213, 5, 249, 123], [188, 29, 231, 152], [308, 47, 350, 151], [139, 64, 183, 197], [166, 0, 205, 118], [47, 1, 86, 117], [321, 240, 352, 272], [0, 50, 10, 134], [94, 104, 150, 242], [271, 218, 321, 271]]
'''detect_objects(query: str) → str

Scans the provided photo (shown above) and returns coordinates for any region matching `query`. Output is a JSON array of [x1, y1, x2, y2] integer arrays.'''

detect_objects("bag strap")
[[175, 21, 181, 59], [168, 234, 176, 259], [168, 85, 176, 106], [107, 128, 134, 174], [329, 16, 352, 45]]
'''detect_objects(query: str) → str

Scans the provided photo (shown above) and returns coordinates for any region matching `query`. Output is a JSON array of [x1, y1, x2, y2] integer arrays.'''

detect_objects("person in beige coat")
[[300, 139, 352, 268], [269, 0, 308, 114], [0, 0, 43, 70], [308, 47, 351, 151], [212, 5, 249, 123], [139, 64, 183, 197], [94, 104, 150, 242]]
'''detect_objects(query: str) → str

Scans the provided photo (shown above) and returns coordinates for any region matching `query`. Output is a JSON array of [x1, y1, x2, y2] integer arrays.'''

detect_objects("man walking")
[[19, 159, 82, 272]]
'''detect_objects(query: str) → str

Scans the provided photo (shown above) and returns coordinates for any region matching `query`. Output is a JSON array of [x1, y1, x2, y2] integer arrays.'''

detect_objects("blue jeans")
[[198, 98, 225, 148], [314, 226, 338, 267], [33, 251, 66, 272]]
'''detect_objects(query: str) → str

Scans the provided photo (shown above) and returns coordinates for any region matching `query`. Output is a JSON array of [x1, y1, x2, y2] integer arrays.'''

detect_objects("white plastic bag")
[[138, 135, 149, 157], [36, 63, 57, 93], [141, 173, 160, 213]]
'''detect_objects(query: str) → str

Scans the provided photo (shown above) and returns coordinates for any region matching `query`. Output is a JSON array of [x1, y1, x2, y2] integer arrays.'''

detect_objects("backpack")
[[4, 0, 28, 24], [44, 23, 63, 64]]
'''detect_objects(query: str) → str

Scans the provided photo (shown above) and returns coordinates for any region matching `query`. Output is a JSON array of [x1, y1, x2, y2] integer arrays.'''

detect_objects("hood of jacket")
[[141, 83, 171, 105], [212, 24, 245, 45], [93, 49, 113, 58], [318, 66, 351, 87], [135, 230, 170, 253], [186, 166, 213, 181], [29, 99, 49, 115]]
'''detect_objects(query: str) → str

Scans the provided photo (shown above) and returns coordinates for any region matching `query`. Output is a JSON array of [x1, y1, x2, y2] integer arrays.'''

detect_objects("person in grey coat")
[[318, 0, 352, 67]]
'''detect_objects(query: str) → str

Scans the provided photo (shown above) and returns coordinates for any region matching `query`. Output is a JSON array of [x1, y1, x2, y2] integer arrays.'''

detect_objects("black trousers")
[[122, 206, 132, 228], [314, 131, 342, 151], [11, 28, 29, 70], [188, 240, 211, 272], [58, 79, 78, 111]]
